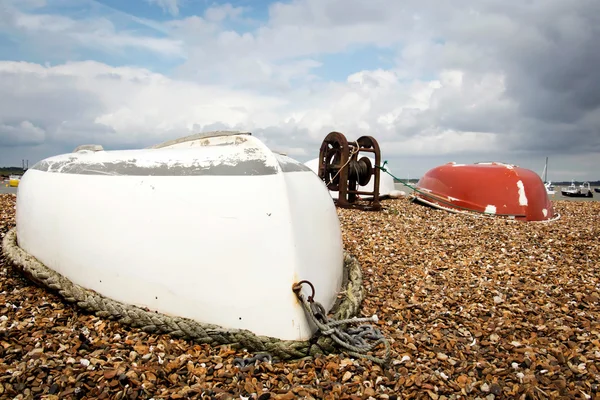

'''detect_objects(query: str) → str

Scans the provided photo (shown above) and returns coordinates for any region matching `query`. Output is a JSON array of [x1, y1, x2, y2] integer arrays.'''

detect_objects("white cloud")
[[2, 4, 185, 58], [0, 0, 599, 180], [146, 0, 181, 16], [0, 121, 46, 147], [3, 0, 47, 8], [0, 60, 514, 162], [380, 130, 500, 157], [0, 61, 289, 147], [204, 4, 247, 22]]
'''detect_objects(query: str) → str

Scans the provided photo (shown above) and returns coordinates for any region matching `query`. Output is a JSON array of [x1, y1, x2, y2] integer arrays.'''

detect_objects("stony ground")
[[1, 193, 599, 400]]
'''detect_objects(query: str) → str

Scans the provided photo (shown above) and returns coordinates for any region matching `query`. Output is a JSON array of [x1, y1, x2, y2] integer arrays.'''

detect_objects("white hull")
[[304, 157, 401, 200], [16, 132, 345, 341]]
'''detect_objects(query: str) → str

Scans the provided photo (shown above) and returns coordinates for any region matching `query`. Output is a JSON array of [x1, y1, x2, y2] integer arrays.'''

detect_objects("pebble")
[[1, 194, 599, 398]]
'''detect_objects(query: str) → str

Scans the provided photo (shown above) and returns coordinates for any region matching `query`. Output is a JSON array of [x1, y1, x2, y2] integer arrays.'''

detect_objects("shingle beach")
[[1, 194, 599, 399]]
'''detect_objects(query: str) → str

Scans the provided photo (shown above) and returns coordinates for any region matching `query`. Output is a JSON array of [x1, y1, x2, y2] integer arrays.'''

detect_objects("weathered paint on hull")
[[15, 133, 345, 341], [412, 162, 556, 222]]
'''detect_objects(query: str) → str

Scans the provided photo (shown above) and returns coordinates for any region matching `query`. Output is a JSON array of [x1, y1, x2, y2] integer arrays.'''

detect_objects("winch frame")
[[317, 131, 382, 211]]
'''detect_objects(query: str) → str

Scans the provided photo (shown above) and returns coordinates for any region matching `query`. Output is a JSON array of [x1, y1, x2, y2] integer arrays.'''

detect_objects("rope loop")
[[233, 352, 272, 371], [293, 281, 391, 366], [380, 160, 388, 172]]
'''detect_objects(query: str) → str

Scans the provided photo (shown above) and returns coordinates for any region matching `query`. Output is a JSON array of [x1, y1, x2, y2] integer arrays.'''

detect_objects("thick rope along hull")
[[2, 228, 366, 361]]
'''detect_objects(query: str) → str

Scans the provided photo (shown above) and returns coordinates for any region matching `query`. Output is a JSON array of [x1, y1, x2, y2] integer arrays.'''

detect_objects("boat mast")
[[543, 157, 548, 183]]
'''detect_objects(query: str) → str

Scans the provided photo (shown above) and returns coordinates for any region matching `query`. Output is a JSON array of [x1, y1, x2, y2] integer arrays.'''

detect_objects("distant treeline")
[[0, 167, 27, 175], [553, 181, 600, 186]]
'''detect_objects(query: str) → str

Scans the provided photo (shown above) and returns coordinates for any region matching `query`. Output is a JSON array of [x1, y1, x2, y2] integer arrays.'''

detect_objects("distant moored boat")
[[561, 180, 593, 198]]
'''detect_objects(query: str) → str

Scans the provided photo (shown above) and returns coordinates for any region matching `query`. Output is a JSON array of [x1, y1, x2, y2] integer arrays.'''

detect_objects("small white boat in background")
[[541, 157, 556, 195], [561, 180, 593, 198], [14, 131, 345, 341], [545, 181, 556, 195], [304, 157, 403, 200]]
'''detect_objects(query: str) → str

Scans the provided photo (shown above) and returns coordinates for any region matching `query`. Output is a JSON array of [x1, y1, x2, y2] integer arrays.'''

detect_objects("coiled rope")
[[2, 227, 391, 365], [348, 157, 372, 187], [293, 281, 391, 365]]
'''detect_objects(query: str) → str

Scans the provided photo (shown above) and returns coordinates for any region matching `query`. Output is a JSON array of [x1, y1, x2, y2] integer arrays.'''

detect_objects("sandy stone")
[[1, 194, 599, 398]]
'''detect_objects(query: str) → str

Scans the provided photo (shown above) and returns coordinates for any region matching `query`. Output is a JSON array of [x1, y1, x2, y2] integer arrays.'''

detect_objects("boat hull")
[[15, 133, 345, 341], [561, 191, 593, 198], [412, 162, 556, 221], [561, 181, 594, 198]]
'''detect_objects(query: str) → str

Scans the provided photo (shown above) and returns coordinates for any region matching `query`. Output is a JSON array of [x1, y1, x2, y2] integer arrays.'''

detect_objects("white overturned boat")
[[14, 131, 346, 341], [304, 157, 403, 200]]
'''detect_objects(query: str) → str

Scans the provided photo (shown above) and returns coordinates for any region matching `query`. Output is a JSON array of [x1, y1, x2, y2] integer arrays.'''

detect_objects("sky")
[[0, 0, 599, 181]]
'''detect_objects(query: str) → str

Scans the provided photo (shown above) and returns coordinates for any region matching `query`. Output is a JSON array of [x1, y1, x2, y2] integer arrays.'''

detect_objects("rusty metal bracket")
[[316, 131, 382, 211], [292, 280, 316, 303]]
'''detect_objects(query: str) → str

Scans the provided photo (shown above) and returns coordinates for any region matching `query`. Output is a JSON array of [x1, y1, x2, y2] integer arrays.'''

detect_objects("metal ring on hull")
[[1, 227, 389, 363]]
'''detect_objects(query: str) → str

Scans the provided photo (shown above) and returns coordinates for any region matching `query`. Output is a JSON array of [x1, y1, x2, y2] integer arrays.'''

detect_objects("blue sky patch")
[[313, 45, 396, 82]]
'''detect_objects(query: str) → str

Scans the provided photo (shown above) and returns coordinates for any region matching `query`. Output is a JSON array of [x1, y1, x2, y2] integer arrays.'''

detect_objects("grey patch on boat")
[[31, 158, 279, 176], [275, 154, 313, 173], [148, 131, 252, 149], [73, 144, 104, 153]]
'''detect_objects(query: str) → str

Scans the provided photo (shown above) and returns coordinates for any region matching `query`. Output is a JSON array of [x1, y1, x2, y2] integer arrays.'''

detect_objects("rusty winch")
[[317, 131, 382, 211]]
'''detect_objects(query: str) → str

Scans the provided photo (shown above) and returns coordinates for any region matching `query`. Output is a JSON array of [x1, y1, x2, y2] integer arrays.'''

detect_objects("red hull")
[[413, 162, 556, 222]]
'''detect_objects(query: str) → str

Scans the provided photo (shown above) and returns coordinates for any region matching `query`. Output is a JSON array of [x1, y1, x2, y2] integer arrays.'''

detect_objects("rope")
[[233, 353, 272, 371], [326, 141, 359, 186], [294, 284, 391, 366], [348, 158, 371, 186], [2, 227, 381, 363]]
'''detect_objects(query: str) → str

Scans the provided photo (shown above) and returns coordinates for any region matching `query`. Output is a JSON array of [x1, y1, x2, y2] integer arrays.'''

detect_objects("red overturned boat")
[[411, 162, 558, 222]]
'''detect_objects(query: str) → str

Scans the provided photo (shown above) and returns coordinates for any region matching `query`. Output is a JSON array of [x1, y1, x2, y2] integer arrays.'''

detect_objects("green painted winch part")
[[2, 227, 391, 365]]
